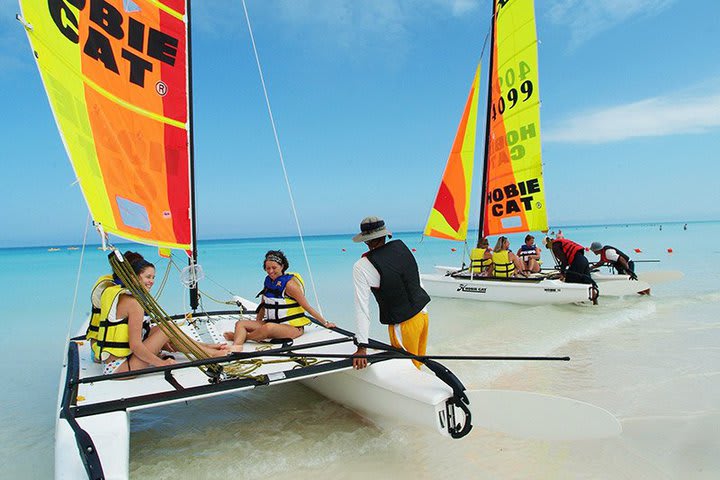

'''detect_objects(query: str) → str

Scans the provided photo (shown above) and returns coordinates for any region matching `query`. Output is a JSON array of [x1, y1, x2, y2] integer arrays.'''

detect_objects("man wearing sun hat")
[[351, 216, 430, 370]]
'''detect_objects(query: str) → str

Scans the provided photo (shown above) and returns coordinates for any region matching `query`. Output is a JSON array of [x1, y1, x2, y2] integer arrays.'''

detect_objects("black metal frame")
[[59, 312, 474, 479], [59, 342, 105, 479]]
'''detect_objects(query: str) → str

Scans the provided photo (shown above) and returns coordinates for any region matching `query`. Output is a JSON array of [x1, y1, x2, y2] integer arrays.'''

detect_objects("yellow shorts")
[[387, 310, 429, 369]]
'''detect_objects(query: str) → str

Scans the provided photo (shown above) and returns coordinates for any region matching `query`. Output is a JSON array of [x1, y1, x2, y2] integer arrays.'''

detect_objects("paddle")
[[465, 389, 622, 440]]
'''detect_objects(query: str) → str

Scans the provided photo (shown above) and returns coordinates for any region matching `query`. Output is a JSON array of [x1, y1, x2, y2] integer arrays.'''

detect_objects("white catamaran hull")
[[421, 271, 594, 305], [422, 266, 651, 305], [54, 312, 470, 479]]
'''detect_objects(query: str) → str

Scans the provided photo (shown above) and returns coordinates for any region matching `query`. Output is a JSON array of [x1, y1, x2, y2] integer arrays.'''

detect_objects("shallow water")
[[0, 222, 717, 479]]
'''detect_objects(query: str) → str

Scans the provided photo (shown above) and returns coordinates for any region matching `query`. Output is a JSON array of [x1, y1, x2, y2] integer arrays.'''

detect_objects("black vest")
[[365, 240, 430, 325]]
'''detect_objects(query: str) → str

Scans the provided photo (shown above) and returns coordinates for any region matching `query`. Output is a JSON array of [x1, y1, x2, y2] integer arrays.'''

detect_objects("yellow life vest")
[[92, 285, 132, 359], [85, 275, 115, 341], [469, 248, 492, 274], [491, 250, 515, 278], [261, 272, 311, 327]]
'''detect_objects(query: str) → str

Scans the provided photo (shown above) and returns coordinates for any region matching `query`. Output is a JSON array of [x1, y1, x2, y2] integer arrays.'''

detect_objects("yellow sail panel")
[[483, 0, 547, 236], [19, 0, 192, 250], [424, 65, 481, 241]]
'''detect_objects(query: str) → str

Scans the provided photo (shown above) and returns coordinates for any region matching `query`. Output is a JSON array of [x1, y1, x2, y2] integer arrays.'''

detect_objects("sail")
[[18, 0, 192, 250], [424, 65, 481, 241], [482, 0, 547, 236]]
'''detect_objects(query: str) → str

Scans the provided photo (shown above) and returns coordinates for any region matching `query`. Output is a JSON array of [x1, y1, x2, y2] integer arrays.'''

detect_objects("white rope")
[[240, 0, 324, 315], [64, 212, 92, 347]]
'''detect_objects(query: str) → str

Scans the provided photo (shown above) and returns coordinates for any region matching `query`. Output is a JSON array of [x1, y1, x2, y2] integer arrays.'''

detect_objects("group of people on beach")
[[86, 216, 430, 376]]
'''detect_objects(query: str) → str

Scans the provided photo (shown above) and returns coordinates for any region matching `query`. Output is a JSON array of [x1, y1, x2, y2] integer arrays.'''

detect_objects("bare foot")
[[223, 331, 235, 341], [228, 344, 244, 353], [206, 343, 228, 351]]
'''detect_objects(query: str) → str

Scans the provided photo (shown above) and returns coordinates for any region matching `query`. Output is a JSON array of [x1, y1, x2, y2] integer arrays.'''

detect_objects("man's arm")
[[352, 259, 376, 369]]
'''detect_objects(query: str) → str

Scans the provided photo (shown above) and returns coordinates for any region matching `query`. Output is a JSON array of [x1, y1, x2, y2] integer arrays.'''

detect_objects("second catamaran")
[[420, 0, 649, 304]]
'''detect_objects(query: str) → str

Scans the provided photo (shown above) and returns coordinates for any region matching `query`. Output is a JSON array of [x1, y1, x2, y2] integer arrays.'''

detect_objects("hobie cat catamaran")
[[18, 1, 621, 478], [420, 0, 649, 304]]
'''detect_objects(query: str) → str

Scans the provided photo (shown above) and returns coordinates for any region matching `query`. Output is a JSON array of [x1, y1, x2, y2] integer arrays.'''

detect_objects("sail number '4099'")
[[492, 61, 535, 121]]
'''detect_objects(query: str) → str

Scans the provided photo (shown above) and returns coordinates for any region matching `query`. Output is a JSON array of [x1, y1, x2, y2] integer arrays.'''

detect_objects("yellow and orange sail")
[[424, 0, 547, 242], [19, 0, 192, 250], [483, 0, 547, 236], [424, 65, 480, 241]]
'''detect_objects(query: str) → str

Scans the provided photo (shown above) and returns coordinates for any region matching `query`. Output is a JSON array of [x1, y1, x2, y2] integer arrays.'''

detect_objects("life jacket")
[[599, 245, 634, 273], [85, 274, 115, 341], [92, 285, 132, 359], [365, 240, 430, 325], [598, 245, 630, 265], [553, 238, 584, 266], [469, 248, 492, 273], [518, 244, 538, 259], [491, 250, 515, 278], [259, 273, 311, 327]]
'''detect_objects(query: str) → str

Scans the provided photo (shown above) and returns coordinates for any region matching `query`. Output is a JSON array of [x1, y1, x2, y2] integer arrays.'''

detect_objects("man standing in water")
[[351, 216, 430, 370], [551, 237, 593, 285]]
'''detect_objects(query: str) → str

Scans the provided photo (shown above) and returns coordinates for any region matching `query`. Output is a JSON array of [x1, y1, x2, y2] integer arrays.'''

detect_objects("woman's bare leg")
[[246, 323, 303, 342]]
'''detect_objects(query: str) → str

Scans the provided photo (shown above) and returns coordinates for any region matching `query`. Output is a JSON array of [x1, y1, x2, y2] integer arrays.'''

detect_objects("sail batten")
[[19, 0, 192, 250]]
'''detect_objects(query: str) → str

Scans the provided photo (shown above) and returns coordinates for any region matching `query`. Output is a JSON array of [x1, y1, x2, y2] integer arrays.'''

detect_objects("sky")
[[1, 0, 719, 248]]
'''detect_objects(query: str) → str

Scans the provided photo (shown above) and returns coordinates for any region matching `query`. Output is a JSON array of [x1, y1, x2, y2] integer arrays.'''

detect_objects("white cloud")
[[544, 91, 720, 144], [546, 0, 677, 48]]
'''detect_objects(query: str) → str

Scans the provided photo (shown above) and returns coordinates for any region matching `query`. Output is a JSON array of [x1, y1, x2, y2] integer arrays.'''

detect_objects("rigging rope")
[[240, 0, 324, 316], [108, 249, 223, 377], [64, 212, 92, 348]]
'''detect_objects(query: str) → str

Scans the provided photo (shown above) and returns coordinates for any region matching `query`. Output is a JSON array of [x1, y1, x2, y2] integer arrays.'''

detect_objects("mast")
[[477, 0, 497, 244], [187, 0, 199, 311]]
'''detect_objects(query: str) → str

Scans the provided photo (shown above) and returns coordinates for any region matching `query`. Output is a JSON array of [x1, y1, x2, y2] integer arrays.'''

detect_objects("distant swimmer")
[[684, 223, 688, 231]]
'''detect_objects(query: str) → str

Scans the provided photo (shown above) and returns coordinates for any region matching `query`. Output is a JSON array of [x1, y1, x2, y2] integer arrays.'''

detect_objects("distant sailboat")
[[420, 0, 649, 304]]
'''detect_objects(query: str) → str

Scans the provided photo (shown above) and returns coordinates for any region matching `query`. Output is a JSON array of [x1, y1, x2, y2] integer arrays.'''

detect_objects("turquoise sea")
[[1, 221, 718, 479]]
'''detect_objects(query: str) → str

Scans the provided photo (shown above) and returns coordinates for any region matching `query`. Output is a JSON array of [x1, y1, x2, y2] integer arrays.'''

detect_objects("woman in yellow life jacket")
[[469, 237, 493, 277], [94, 252, 228, 376], [223, 250, 335, 352], [489, 237, 526, 278]]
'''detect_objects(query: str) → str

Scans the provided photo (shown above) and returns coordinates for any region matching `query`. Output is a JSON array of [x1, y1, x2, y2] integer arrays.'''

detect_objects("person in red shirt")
[[550, 238, 592, 284]]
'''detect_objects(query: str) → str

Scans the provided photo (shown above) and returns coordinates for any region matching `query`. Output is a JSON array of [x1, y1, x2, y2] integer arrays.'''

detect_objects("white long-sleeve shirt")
[[352, 256, 380, 346]]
